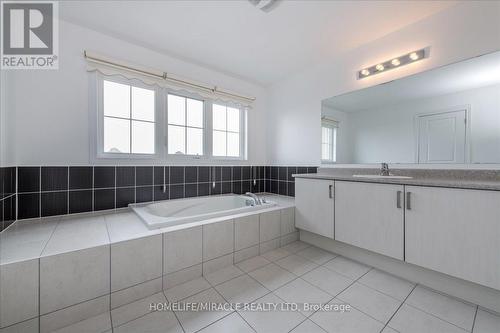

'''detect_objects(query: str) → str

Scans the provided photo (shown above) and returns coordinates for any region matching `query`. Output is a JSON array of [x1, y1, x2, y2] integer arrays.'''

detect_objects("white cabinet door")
[[405, 186, 500, 290], [335, 181, 404, 260], [295, 178, 334, 239]]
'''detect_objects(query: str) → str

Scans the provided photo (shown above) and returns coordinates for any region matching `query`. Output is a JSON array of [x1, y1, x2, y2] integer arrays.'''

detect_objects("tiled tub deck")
[[0, 195, 297, 333]]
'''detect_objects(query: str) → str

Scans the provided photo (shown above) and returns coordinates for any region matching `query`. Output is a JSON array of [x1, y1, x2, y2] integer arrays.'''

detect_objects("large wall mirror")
[[321, 51, 500, 164]]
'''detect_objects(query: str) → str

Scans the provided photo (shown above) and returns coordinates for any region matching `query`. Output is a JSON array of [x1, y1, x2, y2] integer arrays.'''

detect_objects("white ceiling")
[[59, 0, 457, 85], [323, 50, 500, 112]]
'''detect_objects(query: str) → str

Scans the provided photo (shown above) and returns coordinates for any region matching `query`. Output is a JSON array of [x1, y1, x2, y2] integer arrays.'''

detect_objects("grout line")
[[102, 217, 113, 321], [110, 291, 179, 332], [414, 284, 479, 308], [232, 219, 235, 265], [200, 285, 256, 333], [163, 289, 186, 333], [111, 276, 163, 296], [38, 258, 41, 333], [0, 193, 15, 200], [295, 268, 374, 332], [0, 316, 40, 331], [66, 166, 69, 215], [38, 217, 60, 257], [39, 167, 41, 218], [109, 245, 113, 330], [379, 284, 417, 333], [91, 167, 95, 212], [165, 279, 213, 303], [403, 301, 473, 332], [39, 292, 111, 318], [471, 305, 479, 333], [161, 233, 165, 291], [114, 166, 117, 210], [355, 279, 415, 304], [235, 311, 258, 333]]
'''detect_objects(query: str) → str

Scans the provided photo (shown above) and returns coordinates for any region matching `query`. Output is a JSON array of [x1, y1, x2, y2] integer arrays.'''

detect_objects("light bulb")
[[409, 52, 419, 61], [361, 69, 370, 76], [391, 58, 400, 66], [376, 64, 384, 71]]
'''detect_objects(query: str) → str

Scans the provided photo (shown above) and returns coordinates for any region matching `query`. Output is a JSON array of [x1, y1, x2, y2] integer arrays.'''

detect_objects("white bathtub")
[[130, 194, 276, 229]]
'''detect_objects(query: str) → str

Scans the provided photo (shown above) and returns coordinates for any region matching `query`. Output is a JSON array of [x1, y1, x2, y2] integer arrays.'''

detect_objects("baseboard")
[[300, 230, 500, 314]]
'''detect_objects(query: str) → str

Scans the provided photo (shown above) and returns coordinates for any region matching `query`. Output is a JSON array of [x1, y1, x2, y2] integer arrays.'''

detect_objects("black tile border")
[[0, 167, 17, 231], [3, 165, 318, 224]]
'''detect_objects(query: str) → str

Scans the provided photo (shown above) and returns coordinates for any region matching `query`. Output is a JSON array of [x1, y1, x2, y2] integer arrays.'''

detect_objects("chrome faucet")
[[380, 163, 390, 176], [245, 192, 262, 205]]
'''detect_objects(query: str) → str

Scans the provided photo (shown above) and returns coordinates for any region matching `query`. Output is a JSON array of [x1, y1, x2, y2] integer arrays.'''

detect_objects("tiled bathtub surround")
[[0, 167, 16, 232], [14, 165, 317, 221], [0, 201, 298, 332]]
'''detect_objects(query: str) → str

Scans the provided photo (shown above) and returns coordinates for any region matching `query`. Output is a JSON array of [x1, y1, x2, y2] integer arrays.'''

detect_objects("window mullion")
[[225, 106, 228, 156], [184, 97, 187, 154], [129, 85, 132, 154], [206, 101, 213, 158], [330, 129, 333, 161], [240, 108, 244, 159]]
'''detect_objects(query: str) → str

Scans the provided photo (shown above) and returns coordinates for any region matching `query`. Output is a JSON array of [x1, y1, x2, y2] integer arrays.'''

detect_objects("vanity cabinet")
[[405, 186, 500, 290], [295, 178, 334, 238], [295, 177, 500, 290], [335, 181, 404, 260]]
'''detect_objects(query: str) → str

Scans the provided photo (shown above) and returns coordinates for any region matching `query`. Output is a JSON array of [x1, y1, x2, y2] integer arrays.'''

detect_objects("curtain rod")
[[84, 51, 256, 103]]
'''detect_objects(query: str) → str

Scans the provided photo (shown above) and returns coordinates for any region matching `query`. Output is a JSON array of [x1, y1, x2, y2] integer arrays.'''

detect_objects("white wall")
[[0, 70, 4, 167], [267, 2, 500, 166], [4, 2, 500, 167], [5, 19, 268, 166], [0, 69, 12, 167], [346, 84, 500, 164]]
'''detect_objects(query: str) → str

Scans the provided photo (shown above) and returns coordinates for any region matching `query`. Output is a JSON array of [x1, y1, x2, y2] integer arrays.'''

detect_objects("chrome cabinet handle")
[[329, 185, 333, 199], [406, 192, 412, 210], [397, 191, 402, 209]]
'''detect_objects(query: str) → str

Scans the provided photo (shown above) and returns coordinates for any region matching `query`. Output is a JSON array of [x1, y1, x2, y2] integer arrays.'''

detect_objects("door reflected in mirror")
[[321, 50, 500, 164]]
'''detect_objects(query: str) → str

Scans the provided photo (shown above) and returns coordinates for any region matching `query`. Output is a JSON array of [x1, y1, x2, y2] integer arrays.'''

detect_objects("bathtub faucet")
[[245, 192, 262, 205]]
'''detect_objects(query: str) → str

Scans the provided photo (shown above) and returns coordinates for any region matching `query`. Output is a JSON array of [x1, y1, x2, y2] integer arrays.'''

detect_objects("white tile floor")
[[51, 241, 500, 333]]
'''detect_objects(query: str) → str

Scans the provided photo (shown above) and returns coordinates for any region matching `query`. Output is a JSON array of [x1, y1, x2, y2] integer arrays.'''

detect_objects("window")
[[102, 79, 156, 155], [212, 103, 243, 158], [93, 74, 247, 161], [167, 94, 204, 155], [321, 119, 338, 163]]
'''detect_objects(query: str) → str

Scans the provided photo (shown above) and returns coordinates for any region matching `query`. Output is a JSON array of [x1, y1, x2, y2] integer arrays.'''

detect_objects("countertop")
[[293, 172, 500, 191]]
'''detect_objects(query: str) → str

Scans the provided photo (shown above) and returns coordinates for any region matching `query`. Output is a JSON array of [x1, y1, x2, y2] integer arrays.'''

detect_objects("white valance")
[[85, 51, 255, 108], [322, 116, 339, 127]]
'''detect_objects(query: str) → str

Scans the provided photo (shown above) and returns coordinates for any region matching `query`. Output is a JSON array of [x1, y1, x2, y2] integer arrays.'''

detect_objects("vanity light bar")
[[357, 48, 429, 80]]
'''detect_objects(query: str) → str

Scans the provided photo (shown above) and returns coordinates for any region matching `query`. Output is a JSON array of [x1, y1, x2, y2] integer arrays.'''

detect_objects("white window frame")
[[91, 73, 164, 161], [165, 90, 209, 160], [209, 102, 247, 161], [89, 72, 248, 162], [321, 119, 337, 164]]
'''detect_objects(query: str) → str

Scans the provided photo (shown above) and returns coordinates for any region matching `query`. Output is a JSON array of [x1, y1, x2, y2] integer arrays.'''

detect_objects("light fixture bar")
[[357, 48, 429, 80]]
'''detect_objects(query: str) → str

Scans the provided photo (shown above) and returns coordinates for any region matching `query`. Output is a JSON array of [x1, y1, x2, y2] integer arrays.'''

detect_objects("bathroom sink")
[[352, 174, 413, 179]]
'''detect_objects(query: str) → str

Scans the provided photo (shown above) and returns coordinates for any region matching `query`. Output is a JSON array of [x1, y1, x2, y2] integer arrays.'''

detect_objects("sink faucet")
[[380, 163, 390, 176], [245, 192, 262, 205]]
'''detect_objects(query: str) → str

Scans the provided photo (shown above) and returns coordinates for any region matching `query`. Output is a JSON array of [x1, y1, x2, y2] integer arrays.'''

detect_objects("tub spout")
[[245, 192, 262, 205]]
